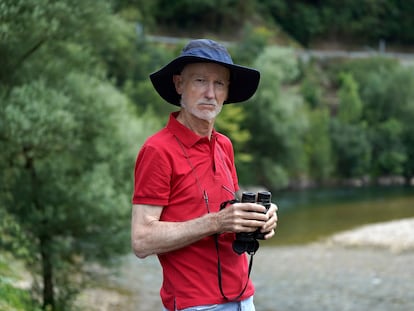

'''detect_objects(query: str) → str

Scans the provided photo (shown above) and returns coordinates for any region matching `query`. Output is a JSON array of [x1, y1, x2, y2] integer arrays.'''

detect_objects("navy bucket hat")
[[150, 39, 260, 106]]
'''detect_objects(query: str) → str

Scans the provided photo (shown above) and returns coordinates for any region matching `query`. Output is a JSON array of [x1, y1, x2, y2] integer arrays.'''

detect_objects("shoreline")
[[326, 217, 414, 253]]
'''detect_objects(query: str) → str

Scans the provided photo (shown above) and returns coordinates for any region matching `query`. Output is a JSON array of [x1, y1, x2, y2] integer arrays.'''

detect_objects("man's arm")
[[131, 204, 220, 258], [131, 202, 271, 258]]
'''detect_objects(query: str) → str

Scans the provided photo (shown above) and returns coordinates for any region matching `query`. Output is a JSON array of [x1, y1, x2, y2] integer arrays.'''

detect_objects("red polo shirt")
[[132, 112, 254, 310]]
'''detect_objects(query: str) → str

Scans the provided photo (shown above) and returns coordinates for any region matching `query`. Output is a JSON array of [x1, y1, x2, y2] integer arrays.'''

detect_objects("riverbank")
[[253, 217, 414, 311], [76, 218, 414, 311], [328, 217, 414, 253]]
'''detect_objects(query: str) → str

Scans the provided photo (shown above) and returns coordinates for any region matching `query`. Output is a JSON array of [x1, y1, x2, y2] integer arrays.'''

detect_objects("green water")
[[264, 186, 414, 245]]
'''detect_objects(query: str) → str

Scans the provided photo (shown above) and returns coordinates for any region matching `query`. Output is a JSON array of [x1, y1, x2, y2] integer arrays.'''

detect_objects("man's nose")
[[204, 82, 215, 98]]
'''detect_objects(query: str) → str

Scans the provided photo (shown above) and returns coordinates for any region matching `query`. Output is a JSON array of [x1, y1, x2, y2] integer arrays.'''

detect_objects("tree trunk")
[[24, 147, 55, 309], [41, 237, 55, 310]]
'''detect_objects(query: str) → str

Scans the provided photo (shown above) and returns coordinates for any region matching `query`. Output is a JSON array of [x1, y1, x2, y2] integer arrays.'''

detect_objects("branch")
[[14, 37, 47, 72]]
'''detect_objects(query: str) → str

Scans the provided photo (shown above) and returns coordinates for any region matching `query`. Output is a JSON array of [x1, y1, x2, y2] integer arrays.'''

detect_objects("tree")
[[0, 77, 138, 309], [337, 72, 363, 123], [152, 0, 256, 35], [258, 0, 414, 46], [330, 58, 414, 181], [300, 61, 334, 185], [364, 67, 414, 178], [0, 0, 156, 309], [215, 104, 252, 168], [242, 46, 308, 189], [330, 120, 371, 178], [231, 23, 272, 66], [371, 118, 406, 176], [304, 107, 333, 183], [329, 71, 371, 179]]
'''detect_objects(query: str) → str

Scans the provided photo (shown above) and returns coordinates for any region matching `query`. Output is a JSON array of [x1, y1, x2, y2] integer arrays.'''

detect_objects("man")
[[131, 39, 278, 311]]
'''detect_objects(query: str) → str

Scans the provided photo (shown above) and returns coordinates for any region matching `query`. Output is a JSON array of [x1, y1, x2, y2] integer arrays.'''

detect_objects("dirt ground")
[[76, 218, 414, 311], [253, 243, 414, 311]]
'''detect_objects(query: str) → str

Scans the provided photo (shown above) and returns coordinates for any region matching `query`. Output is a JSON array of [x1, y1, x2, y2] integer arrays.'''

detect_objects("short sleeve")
[[132, 144, 172, 206]]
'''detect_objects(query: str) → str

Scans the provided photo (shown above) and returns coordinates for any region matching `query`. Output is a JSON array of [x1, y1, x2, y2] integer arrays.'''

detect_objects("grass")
[[0, 253, 42, 311]]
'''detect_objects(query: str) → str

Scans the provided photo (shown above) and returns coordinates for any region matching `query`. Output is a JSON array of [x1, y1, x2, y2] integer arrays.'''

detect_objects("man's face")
[[173, 62, 230, 121]]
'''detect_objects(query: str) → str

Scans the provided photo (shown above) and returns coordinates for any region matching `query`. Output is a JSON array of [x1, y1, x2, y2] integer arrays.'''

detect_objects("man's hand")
[[217, 202, 270, 233], [261, 203, 278, 239]]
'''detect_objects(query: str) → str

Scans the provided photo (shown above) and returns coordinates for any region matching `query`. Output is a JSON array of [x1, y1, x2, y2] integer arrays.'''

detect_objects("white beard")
[[181, 100, 222, 121]]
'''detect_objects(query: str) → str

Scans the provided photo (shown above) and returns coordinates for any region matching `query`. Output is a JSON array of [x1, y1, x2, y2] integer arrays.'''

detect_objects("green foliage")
[[257, 0, 414, 46], [328, 70, 370, 178], [113, 0, 158, 29], [215, 104, 252, 165], [241, 46, 307, 189], [231, 23, 272, 66], [337, 72, 363, 123], [0, 282, 42, 311], [151, 0, 256, 34], [0, 254, 42, 311], [114, 0, 414, 48], [303, 108, 333, 182], [122, 42, 179, 116], [0, 0, 158, 310], [258, 0, 323, 46], [0, 75, 139, 309], [297, 55, 414, 184], [300, 62, 324, 109], [332, 58, 398, 124], [372, 118, 406, 175], [328, 57, 414, 180], [299, 62, 334, 184], [330, 120, 371, 178]]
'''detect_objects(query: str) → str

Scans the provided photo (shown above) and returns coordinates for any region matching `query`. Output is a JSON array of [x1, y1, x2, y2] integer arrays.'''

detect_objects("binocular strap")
[[214, 234, 254, 302]]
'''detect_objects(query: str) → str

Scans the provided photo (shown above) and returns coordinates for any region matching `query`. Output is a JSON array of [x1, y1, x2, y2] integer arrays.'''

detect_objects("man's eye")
[[215, 81, 226, 90], [193, 78, 208, 88]]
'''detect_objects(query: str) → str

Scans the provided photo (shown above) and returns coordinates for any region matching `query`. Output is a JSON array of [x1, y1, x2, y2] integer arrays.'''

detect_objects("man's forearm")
[[131, 210, 219, 258]]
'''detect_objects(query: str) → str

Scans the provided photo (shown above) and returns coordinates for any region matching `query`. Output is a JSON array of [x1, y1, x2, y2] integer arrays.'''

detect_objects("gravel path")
[[77, 218, 414, 311]]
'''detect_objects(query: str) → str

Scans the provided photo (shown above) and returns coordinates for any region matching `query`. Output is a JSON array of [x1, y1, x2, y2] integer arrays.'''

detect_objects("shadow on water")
[[264, 185, 414, 246]]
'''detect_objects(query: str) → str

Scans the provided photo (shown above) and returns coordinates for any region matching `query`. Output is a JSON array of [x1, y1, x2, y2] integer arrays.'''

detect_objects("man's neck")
[[176, 110, 214, 138]]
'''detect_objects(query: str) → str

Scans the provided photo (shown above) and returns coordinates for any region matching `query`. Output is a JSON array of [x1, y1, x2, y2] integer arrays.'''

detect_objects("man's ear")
[[173, 75, 183, 95]]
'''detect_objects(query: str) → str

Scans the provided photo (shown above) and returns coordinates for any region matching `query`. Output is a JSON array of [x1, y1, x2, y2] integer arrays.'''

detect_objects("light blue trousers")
[[162, 296, 255, 311]]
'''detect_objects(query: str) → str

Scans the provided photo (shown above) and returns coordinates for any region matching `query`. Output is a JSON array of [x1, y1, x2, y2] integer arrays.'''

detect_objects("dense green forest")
[[1, 0, 414, 310]]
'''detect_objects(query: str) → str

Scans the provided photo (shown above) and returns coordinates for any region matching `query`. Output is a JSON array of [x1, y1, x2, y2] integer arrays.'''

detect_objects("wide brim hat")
[[150, 39, 260, 106]]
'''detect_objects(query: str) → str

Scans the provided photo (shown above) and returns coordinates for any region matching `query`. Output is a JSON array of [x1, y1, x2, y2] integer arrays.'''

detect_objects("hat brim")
[[150, 56, 260, 106]]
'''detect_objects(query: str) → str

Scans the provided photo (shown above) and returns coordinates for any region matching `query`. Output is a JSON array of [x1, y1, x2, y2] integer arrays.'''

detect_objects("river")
[[269, 185, 414, 245]]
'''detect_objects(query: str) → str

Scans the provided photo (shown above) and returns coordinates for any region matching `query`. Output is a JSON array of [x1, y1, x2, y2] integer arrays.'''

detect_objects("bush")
[[0, 254, 42, 311]]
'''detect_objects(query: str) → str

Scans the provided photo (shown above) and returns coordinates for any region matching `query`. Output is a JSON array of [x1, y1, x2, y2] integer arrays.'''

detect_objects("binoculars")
[[232, 191, 272, 255]]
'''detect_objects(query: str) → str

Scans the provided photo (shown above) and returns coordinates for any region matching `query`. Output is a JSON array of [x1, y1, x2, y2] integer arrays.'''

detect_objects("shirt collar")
[[167, 112, 217, 147]]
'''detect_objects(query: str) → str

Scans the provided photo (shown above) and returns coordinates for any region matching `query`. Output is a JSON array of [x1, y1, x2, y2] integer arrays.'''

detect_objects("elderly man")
[[131, 39, 278, 311]]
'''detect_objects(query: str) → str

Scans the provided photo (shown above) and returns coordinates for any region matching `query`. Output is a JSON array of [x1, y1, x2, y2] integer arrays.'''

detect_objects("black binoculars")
[[232, 191, 272, 255]]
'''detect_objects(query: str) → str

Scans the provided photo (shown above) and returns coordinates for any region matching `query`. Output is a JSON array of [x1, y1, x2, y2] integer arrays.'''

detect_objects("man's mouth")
[[198, 102, 216, 108]]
